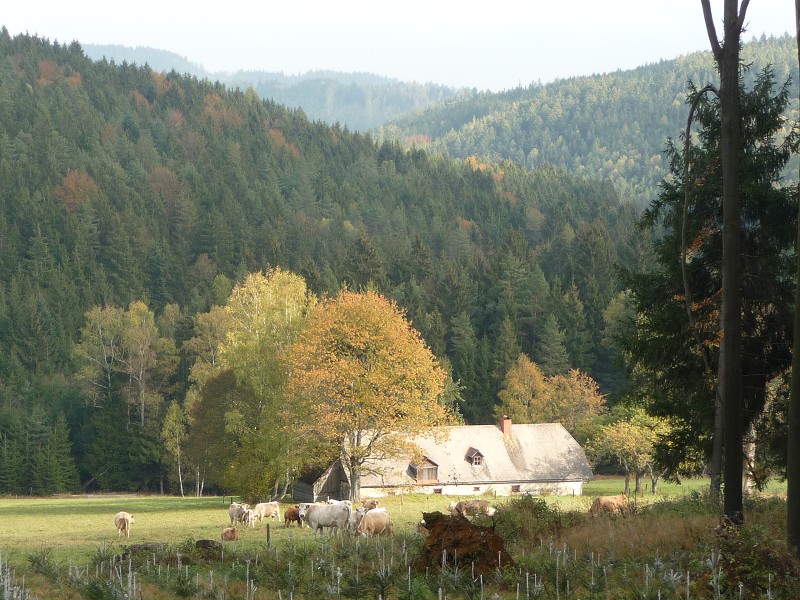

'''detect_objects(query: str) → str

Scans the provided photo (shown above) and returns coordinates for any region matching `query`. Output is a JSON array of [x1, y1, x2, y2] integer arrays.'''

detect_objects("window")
[[411, 457, 439, 483], [511, 484, 521, 493], [434, 488, 443, 494], [473, 486, 481, 492], [418, 465, 438, 481], [466, 447, 484, 466]]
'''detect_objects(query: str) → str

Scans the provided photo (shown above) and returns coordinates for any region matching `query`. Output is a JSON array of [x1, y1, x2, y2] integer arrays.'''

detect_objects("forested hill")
[[82, 44, 462, 132], [377, 34, 799, 206], [0, 30, 642, 492]]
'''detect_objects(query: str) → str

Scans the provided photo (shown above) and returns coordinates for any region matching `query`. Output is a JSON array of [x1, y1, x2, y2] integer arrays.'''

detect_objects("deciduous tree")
[[288, 289, 450, 501]]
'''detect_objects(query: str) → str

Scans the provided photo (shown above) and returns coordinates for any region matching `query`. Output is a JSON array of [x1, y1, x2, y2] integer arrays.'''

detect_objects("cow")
[[299, 502, 351, 536], [284, 505, 304, 528], [228, 502, 249, 527], [326, 499, 353, 508], [114, 511, 135, 538], [242, 508, 257, 528], [220, 527, 239, 541], [348, 506, 387, 533], [448, 499, 496, 517], [361, 498, 379, 510], [588, 494, 629, 516], [356, 508, 393, 537], [253, 501, 280, 522]]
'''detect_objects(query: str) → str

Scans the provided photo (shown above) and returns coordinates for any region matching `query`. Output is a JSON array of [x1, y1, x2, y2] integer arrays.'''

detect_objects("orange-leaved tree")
[[495, 353, 606, 444], [288, 289, 452, 501]]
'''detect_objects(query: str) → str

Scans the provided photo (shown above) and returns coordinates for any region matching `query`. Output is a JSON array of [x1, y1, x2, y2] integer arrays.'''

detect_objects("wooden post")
[[266, 523, 271, 547]]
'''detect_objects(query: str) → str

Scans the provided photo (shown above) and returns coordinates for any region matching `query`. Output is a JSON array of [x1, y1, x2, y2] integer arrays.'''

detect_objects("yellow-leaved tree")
[[288, 289, 451, 501], [495, 354, 606, 444], [185, 269, 316, 500]]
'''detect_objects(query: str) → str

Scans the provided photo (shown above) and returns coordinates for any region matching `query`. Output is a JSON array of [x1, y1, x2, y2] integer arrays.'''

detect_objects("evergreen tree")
[[535, 314, 570, 376]]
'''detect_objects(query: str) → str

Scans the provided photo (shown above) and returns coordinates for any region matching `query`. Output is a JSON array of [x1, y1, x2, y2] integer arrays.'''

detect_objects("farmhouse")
[[293, 416, 592, 501]]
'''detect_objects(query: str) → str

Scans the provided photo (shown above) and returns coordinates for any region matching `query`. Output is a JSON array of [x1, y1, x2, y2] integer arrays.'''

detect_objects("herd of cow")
[[111, 494, 630, 541], [220, 498, 389, 542]]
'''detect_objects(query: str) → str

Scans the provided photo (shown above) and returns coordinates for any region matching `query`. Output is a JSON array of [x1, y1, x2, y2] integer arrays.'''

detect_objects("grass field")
[[0, 478, 794, 598], [0, 476, 784, 567]]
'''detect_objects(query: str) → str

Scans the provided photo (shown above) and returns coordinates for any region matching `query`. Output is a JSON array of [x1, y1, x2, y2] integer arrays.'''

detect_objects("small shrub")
[[495, 494, 573, 542], [26, 547, 59, 581]]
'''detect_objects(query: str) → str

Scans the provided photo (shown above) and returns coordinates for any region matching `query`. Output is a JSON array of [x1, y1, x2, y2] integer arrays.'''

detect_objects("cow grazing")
[[356, 508, 393, 537], [114, 512, 135, 538], [284, 506, 303, 528], [253, 501, 280, 522], [299, 502, 351, 536], [220, 527, 239, 541], [449, 499, 496, 517], [228, 502, 249, 527], [588, 494, 629, 516], [361, 498, 379, 510]]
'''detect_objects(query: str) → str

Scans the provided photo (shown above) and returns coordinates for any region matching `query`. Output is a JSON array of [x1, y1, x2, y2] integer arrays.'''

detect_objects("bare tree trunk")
[[742, 420, 756, 496], [711, 352, 724, 501], [789, 0, 800, 558], [701, 0, 747, 527], [177, 452, 184, 498]]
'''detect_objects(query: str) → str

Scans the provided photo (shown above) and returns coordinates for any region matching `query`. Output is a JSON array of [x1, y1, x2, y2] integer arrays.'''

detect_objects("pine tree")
[[536, 314, 570, 376]]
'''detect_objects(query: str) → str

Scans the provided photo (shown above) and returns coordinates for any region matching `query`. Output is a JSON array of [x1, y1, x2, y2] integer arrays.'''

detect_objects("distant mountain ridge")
[[376, 34, 799, 206], [83, 43, 462, 131]]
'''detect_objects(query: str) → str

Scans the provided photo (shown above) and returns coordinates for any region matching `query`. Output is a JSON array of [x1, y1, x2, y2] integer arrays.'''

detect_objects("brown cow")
[[588, 494, 629, 515], [284, 506, 304, 528], [361, 498, 379, 510], [356, 509, 393, 536], [220, 527, 239, 541]]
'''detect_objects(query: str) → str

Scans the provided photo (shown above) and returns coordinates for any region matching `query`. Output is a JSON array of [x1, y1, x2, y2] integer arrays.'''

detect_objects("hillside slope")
[[378, 34, 799, 205]]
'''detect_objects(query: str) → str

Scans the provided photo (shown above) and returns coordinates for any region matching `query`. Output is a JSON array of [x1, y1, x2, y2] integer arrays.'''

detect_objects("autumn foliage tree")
[[288, 290, 451, 501], [587, 408, 670, 495], [495, 353, 606, 443]]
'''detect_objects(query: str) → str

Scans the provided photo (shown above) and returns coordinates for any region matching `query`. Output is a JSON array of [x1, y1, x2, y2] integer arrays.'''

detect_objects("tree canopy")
[[287, 289, 452, 500]]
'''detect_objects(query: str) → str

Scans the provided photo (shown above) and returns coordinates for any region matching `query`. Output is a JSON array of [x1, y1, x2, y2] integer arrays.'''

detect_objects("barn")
[[293, 416, 592, 501]]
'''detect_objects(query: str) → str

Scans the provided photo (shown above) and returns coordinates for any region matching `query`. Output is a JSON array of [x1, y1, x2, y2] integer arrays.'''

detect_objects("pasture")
[[0, 477, 723, 567], [0, 478, 795, 598]]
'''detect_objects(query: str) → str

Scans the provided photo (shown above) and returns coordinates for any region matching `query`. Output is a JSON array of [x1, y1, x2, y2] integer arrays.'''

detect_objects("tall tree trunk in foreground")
[[788, 0, 800, 558], [701, 0, 747, 526]]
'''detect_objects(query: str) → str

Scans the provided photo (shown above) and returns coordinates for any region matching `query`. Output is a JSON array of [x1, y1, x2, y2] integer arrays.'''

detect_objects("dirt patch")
[[415, 511, 514, 576]]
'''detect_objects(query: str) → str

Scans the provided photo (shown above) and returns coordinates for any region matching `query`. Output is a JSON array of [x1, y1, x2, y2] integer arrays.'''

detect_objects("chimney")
[[500, 415, 512, 437]]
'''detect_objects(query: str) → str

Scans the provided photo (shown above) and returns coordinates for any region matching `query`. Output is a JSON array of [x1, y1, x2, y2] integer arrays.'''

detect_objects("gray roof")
[[359, 422, 593, 488]]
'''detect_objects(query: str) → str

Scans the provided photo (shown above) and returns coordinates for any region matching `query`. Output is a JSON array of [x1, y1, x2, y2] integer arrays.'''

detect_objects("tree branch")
[[681, 83, 718, 379], [700, 0, 722, 56]]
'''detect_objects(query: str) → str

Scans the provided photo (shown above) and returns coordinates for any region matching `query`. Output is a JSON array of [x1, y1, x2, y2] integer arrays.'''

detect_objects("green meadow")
[[0, 478, 794, 598]]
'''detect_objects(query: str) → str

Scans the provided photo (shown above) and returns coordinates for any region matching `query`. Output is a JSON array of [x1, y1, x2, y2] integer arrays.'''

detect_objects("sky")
[[3, 1, 797, 92]]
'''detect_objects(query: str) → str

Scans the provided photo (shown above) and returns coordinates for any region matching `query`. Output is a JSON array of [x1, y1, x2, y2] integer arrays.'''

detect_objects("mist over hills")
[[83, 44, 462, 132]]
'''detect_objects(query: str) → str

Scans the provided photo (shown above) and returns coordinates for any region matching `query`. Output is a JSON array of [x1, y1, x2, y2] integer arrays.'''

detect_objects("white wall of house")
[[360, 480, 584, 498]]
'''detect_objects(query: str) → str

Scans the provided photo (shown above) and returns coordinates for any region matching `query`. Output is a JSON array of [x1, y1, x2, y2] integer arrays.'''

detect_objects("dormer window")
[[466, 447, 484, 467], [409, 457, 439, 483]]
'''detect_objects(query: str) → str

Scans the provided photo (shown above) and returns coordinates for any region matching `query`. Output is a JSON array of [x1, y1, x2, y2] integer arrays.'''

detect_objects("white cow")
[[242, 508, 257, 528], [253, 501, 280, 522], [299, 502, 351, 536], [228, 502, 249, 527], [114, 511, 135, 538]]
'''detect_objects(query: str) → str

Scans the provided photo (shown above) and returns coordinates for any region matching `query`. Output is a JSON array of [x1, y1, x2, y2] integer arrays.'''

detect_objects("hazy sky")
[[3, 1, 796, 91]]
